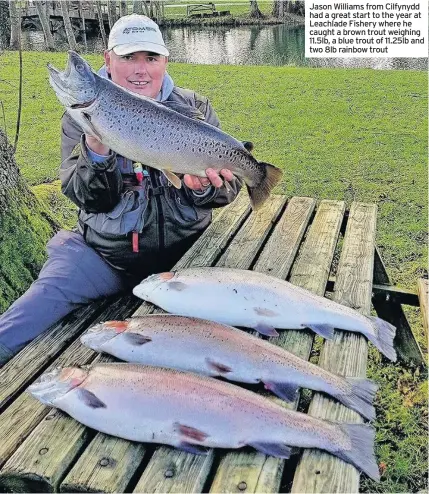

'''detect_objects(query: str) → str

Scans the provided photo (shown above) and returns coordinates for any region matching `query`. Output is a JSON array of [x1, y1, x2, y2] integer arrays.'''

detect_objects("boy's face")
[[104, 50, 168, 99]]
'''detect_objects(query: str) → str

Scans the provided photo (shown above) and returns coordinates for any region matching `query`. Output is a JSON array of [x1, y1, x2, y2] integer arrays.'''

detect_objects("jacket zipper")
[[150, 168, 165, 253]]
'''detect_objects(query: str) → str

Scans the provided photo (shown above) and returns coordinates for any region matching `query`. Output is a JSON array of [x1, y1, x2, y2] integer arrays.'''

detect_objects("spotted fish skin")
[[27, 363, 380, 480], [132, 267, 397, 361], [47, 51, 282, 209], [81, 315, 377, 420]]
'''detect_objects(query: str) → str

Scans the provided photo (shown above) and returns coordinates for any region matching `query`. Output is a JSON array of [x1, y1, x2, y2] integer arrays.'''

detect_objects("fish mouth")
[[27, 366, 88, 406]]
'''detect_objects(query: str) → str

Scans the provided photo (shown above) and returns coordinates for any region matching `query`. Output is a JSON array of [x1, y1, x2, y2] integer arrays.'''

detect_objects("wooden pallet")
[[0, 195, 417, 493]]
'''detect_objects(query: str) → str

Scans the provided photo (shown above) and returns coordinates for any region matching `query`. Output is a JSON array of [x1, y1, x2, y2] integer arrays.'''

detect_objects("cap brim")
[[112, 42, 169, 57]]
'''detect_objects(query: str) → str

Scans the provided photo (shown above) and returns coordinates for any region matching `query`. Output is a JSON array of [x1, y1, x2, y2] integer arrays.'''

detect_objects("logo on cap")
[[123, 26, 157, 34]]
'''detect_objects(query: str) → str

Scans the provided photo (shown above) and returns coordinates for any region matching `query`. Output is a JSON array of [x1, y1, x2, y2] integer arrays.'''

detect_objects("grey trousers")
[[0, 230, 131, 365]]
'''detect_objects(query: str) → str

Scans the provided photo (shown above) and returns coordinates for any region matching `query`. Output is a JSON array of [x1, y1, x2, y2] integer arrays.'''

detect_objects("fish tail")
[[365, 316, 397, 361], [247, 162, 282, 210], [332, 377, 378, 421], [334, 423, 380, 481]]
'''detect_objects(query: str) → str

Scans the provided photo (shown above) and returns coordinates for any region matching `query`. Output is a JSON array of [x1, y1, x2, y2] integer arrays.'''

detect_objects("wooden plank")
[[133, 448, 214, 493], [133, 197, 284, 493], [292, 202, 377, 494], [216, 196, 286, 269], [253, 196, 316, 277], [210, 200, 345, 493], [0, 299, 108, 413], [60, 435, 147, 493], [372, 248, 424, 365], [54, 196, 252, 493], [417, 278, 428, 338]]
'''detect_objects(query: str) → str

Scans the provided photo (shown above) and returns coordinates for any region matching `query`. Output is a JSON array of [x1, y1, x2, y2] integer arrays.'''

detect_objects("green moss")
[[0, 186, 54, 313]]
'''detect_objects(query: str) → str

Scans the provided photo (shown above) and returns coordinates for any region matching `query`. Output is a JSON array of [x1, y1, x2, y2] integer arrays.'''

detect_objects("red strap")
[[132, 231, 139, 253]]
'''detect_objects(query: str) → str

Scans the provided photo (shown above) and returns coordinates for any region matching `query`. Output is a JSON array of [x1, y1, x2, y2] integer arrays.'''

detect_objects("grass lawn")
[[0, 51, 427, 492]]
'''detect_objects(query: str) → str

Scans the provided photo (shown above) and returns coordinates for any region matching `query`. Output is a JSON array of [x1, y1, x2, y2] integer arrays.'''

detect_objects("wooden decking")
[[0, 195, 421, 492]]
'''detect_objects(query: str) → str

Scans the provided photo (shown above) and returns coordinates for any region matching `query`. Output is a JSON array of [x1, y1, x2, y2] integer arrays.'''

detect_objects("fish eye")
[[76, 63, 85, 72]]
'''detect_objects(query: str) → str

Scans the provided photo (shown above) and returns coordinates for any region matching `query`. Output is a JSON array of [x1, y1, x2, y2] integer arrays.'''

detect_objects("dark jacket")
[[60, 86, 242, 280]]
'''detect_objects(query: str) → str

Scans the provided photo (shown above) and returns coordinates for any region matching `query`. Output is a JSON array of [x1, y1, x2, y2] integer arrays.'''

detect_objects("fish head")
[[133, 271, 177, 302], [27, 366, 89, 406], [80, 320, 130, 350], [47, 51, 99, 108]]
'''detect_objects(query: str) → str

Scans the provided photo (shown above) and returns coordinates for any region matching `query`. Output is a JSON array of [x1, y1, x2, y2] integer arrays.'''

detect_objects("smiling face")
[[104, 50, 167, 98]]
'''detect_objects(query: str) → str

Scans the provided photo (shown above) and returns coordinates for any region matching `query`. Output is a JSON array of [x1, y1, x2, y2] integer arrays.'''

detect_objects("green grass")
[[0, 51, 427, 492]]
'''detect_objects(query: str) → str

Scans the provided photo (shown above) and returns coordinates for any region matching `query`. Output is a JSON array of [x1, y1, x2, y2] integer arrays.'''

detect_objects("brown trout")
[[27, 363, 380, 480], [132, 268, 397, 361], [81, 315, 377, 420], [47, 51, 282, 209]]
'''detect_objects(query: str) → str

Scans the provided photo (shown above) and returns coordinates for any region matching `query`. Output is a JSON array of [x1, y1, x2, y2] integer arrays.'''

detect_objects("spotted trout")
[[132, 268, 397, 361], [81, 315, 377, 420], [47, 51, 282, 209], [27, 363, 380, 480]]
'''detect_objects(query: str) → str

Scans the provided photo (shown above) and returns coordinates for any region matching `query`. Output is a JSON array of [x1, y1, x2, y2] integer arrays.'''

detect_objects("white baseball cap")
[[108, 14, 169, 57]]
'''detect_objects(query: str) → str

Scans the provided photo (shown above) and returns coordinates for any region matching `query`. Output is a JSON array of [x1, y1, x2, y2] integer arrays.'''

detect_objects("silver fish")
[[27, 363, 380, 480], [132, 268, 397, 361], [47, 51, 282, 209], [81, 315, 377, 420]]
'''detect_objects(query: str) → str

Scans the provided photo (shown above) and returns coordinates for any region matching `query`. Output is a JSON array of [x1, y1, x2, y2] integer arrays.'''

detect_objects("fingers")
[[184, 169, 235, 190], [183, 174, 210, 190]]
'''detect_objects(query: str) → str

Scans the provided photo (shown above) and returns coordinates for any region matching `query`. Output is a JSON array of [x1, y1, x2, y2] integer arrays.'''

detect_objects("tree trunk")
[[119, 1, 128, 17], [96, 1, 108, 49], [0, 130, 57, 314], [107, 0, 117, 28], [274, 1, 305, 17], [9, 0, 19, 50], [249, 0, 263, 19], [133, 1, 143, 14], [34, 0, 55, 50], [61, 0, 78, 51], [79, 1, 87, 49]]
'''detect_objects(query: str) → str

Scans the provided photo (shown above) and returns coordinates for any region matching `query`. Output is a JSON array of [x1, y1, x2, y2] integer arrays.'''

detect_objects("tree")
[[9, 0, 20, 50], [0, 130, 57, 313], [34, 0, 55, 50], [96, 1, 108, 48], [133, 1, 143, 14], [61, 0, 78, 51], [249, 1, 264, 19], [107, 0, 118, 29], [273, 0, 305, 17]]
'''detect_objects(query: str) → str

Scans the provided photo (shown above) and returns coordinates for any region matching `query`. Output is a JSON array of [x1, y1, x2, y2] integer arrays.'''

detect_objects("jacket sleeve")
[[185, 97, 243, 209], [60, 112, 123, 213]]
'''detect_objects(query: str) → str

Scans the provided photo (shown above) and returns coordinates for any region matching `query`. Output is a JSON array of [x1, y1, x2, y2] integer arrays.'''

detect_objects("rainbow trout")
[[132, 268, 397, 361], [47, 51, 282, 209], [81, 315, 377, 420], [27, 363, 380, 480]]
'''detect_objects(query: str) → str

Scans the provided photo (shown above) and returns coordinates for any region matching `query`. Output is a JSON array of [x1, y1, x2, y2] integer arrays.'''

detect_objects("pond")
[[7, 23, 428, 70]]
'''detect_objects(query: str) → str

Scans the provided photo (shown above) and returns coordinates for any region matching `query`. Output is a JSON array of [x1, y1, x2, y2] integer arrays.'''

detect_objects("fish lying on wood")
[[132, 267, 397, 361], [27, 363, 380, 480], [47, 51, 282, 209], [81, 315, 377, 421]]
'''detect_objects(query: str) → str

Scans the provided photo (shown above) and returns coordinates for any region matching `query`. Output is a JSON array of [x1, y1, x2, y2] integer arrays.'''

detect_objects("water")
[[8, 24, 428, 70]]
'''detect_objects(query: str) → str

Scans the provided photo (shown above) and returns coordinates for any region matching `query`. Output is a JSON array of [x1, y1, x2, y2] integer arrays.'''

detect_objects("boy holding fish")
[[0, 14, 243, 366]]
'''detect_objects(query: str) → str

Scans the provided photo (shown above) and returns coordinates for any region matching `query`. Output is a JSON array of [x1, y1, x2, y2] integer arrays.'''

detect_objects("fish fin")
[[161, 101, 205, 120], [248, 442, 293, 459], [206, 358, 232, 374], [175, 422, 209, 441], [305, 324, 335, 340], [178, 442, 210, 455], [334, 423, 380, 481], [223, 178, 233, 194], [81, 112, 103, 141], [76, 388, 106, 409], [254, 323, 279, 337], [246, 162, 282, 210], [242, 141, 254, 152], [122, 332, 152, 346], [365, 316, 397, 361], [263, 381, 299, 402], [333, 377, 378, 421], [162, 169, 182, 188]]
